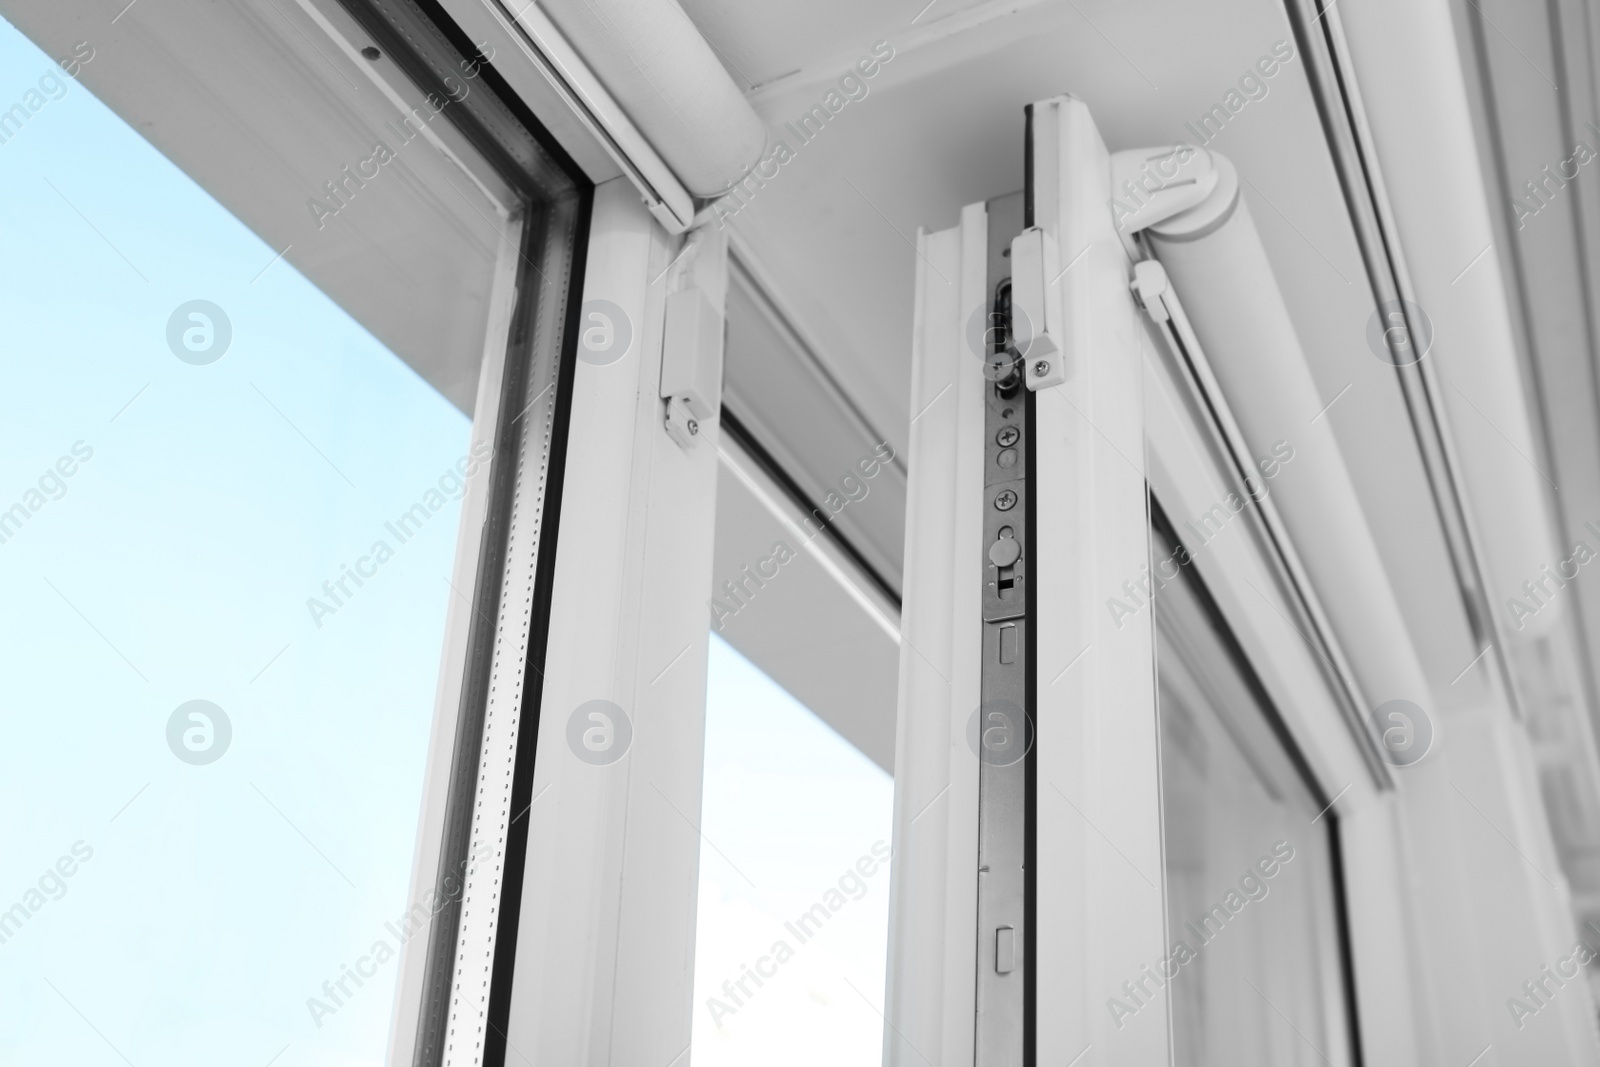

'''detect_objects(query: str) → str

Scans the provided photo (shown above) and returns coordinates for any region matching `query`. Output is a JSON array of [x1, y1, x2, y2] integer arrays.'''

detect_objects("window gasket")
[[324, 2, 592, 1064]]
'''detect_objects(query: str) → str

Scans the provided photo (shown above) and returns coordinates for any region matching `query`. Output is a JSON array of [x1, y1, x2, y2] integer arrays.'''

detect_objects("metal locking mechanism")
[[975, 191, 1031, 1067]]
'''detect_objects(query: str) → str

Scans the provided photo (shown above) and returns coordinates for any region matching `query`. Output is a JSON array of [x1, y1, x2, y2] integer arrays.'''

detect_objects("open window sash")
[[886, 96, 1167, 1066]]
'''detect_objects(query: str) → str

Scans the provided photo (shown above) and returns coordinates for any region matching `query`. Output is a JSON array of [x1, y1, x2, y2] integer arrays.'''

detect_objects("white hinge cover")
[[661, 285, 723, 425], [1012, 227, 1065, 390]]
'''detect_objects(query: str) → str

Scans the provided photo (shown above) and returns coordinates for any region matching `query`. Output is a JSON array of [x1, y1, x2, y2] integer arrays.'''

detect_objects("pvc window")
[[0, 2, 584, 1063]]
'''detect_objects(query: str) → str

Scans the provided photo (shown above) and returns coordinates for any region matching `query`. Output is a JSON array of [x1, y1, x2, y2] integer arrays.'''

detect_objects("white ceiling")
[[686, 0, 1488, 702], [690, 0, 1319, 454], [679, 0, 1002, 91]]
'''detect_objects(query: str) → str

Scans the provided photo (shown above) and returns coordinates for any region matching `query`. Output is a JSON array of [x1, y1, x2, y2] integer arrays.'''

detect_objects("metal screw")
[[995, 489, 1017, 511], [1033, 360, 1050, 377], [996, 426, 1020, 448], [687, 419, 699, 436]]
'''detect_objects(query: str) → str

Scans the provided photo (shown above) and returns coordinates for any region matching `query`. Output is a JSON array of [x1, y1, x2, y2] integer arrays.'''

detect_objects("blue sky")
[[0, 15, 473, 1065], [693, 637, 893, 1067]]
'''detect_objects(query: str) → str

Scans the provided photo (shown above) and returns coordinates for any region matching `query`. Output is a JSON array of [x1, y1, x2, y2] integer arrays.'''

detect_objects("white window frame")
[[441, 178, 727, 1067], [887, 94, 1402, 1067]]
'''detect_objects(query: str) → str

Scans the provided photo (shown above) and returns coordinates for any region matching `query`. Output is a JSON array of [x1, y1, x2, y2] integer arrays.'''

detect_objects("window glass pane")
[[1153, 521, 1354, 1067], [691, 634, 894, 1066], [0, 10, 535, 1064]]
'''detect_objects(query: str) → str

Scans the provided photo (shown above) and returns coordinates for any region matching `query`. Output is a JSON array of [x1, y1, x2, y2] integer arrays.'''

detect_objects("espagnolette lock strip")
[[976, 189, 1031, 1067], [971, 141, 1224, 1067]]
